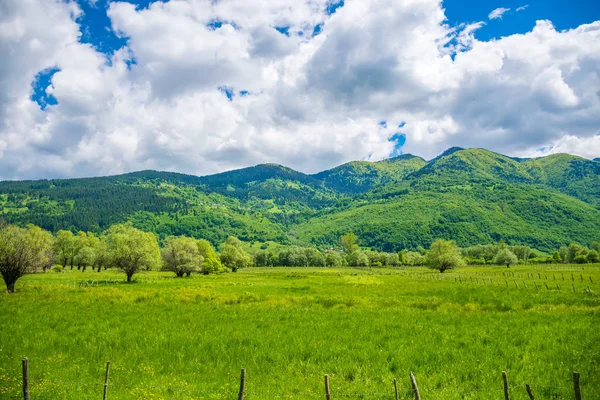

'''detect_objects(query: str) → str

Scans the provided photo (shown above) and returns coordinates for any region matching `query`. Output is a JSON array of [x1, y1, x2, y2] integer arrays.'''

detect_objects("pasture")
[[1, 265, 599, 399]]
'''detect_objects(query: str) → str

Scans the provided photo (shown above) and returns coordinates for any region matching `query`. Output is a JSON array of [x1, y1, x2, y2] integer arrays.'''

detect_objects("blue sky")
[[444, 0, 600, 40], [71, 0, 600, 58], [2, 0, 598, 179]]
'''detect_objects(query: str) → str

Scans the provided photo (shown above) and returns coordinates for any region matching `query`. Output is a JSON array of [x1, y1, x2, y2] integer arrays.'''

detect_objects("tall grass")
[[1, 265, 599, 399]]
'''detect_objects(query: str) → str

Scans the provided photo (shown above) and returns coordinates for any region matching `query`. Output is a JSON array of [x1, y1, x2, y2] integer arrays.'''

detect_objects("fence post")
[[238, 369, 246, 400], [525, 383, 535, 400], [502, 371, 510, 400], [409, 371, 421, 400], [103, 361, 111, 400], [394, 378, 399, 400], [573, 372, 582, 400], [22, 358, 29, 400], [324, 374, 331, 400]]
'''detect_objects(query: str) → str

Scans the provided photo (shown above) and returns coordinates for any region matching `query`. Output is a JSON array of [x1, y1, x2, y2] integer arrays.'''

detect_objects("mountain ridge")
[[1, 147, 598, 252]]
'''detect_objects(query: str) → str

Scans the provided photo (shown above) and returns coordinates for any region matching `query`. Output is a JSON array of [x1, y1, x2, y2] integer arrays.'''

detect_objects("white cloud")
[[488, 7, 511, 20], [516, 5, 529, 12], [0, 0, 598, 180]]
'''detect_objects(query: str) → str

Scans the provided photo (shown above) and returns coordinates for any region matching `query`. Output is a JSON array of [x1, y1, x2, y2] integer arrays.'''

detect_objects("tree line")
[[1, 223, 598, 293], [0, 222, 252, 292]]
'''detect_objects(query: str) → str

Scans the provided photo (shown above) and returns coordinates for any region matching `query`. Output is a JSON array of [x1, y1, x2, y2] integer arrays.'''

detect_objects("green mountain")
[[1, 148, 598, 251]]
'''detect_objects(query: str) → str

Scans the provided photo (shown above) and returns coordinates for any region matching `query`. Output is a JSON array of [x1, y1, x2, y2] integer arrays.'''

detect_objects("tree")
[[219, 236, 252, 272], [28, 224, 54, 272], [105, 223, 161, 282], [162, 236, 203, 277], [0, 224, 53, 292], [54, 230, 75, 268], [567, 243, 583, 263], [347, 251, 369, 267], [197, 239, 224, 274], [325, 252, 343, 267], [552, 251, 562, 263], [559, 246, 569, 264], [426, 239, 465, 273], [340, 233, 359, 254], [587, 250, 599, 263], [495, 248, 518, 268], [398, 250, 406, 265]]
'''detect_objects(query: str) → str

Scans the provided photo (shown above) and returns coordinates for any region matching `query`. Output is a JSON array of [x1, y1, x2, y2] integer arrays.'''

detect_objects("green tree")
[[106, 223, 161, 282], [567, 243, 583, 263], [347, 251, 369, 267], [197, 239, 224, 274], [0, 224, 53, 292], [587, 250, 599, 263], [340, 233, 359, 254], [54, 230, 75, 268], [426, 239, 465, 273], [162, 236, 203, 277], [559, 246, 569, 264], [495, 248, 518, 268], [552, 251, 562, 263], [325, 252, 343, 267], [398, 250, 406, 265], [219, 236, 252, 272]]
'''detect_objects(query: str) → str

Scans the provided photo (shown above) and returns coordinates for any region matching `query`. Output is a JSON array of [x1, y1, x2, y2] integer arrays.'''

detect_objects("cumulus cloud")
[[0, 0, 598, 180], [488, 7, 511, 20]]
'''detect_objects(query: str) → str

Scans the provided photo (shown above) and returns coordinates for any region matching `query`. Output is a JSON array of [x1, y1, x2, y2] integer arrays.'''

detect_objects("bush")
[[52, 265, 63, 273]]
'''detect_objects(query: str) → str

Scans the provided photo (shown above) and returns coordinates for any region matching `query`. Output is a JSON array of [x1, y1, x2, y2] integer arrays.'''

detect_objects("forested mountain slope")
[[0, 148, 598, 250]]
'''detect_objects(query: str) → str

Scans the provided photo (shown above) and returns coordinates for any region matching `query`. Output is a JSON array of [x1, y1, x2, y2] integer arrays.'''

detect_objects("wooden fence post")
[[573, 372, 582, 400], [525, 383, 535, 400], [394, 378, 399, 400], [238, 369, 246, 400], [324, 374, 331, 400], [409, 371, 421, 400], [22, 358, 29, 400], [103, 361, 111, 400], [502, 371, 510, 400]]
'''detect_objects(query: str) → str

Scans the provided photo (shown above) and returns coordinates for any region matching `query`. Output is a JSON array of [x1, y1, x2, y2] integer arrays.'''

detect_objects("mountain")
[[312, 154, 426, 194], [1, 148, 598, 251]]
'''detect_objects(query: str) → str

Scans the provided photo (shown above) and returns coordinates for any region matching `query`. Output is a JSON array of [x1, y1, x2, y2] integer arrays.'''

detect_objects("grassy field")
[[1, 265, 599, 399]]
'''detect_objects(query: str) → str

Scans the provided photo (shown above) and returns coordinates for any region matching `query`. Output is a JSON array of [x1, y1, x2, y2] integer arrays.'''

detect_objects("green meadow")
[[1, 265, 599, 399]]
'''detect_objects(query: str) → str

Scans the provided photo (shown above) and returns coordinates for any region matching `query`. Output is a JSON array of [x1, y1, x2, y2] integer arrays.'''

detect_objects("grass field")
[[1, 265, 599, 399]]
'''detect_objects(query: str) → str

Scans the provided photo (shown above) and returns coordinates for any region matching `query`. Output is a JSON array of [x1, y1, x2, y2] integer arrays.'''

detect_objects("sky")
[[0, 0, 599, 180]]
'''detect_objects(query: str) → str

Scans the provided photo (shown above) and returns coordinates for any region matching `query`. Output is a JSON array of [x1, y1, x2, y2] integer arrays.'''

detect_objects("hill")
[[0, 148, 598, 251]]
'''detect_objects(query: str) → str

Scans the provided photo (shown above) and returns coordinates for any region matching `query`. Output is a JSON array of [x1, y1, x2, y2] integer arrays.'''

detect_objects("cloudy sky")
[[1, 0, 599, 179]]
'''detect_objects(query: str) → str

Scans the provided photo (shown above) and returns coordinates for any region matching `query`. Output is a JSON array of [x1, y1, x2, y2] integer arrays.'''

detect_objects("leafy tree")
[[552, 251, 562, 263], [220, 236, 252, 272], [495, 248, 518, 268], [398, 250, 405, 265], [0, 224, 53, 292], [347, 251, 369, 267], [559, 246, 569, 264], [325, 252, 343, 267], [567, 243, 583, 263], [197, 239, 224, 274], [54, 230, 75, 268], [306, 248, 326, 266], [403, 251, 425, 266], [106, 223, 161, 282], [254, 250, 277, 267], [162, 236, 203, 277], [587, 250, 599, 263], [509, 245, 532, 262], [385, 252, 400, 266], [28, 224, 54, 272], [426, 239, 465, 273], [592, 241, 600, 253], [340, 233, 359, 254]]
